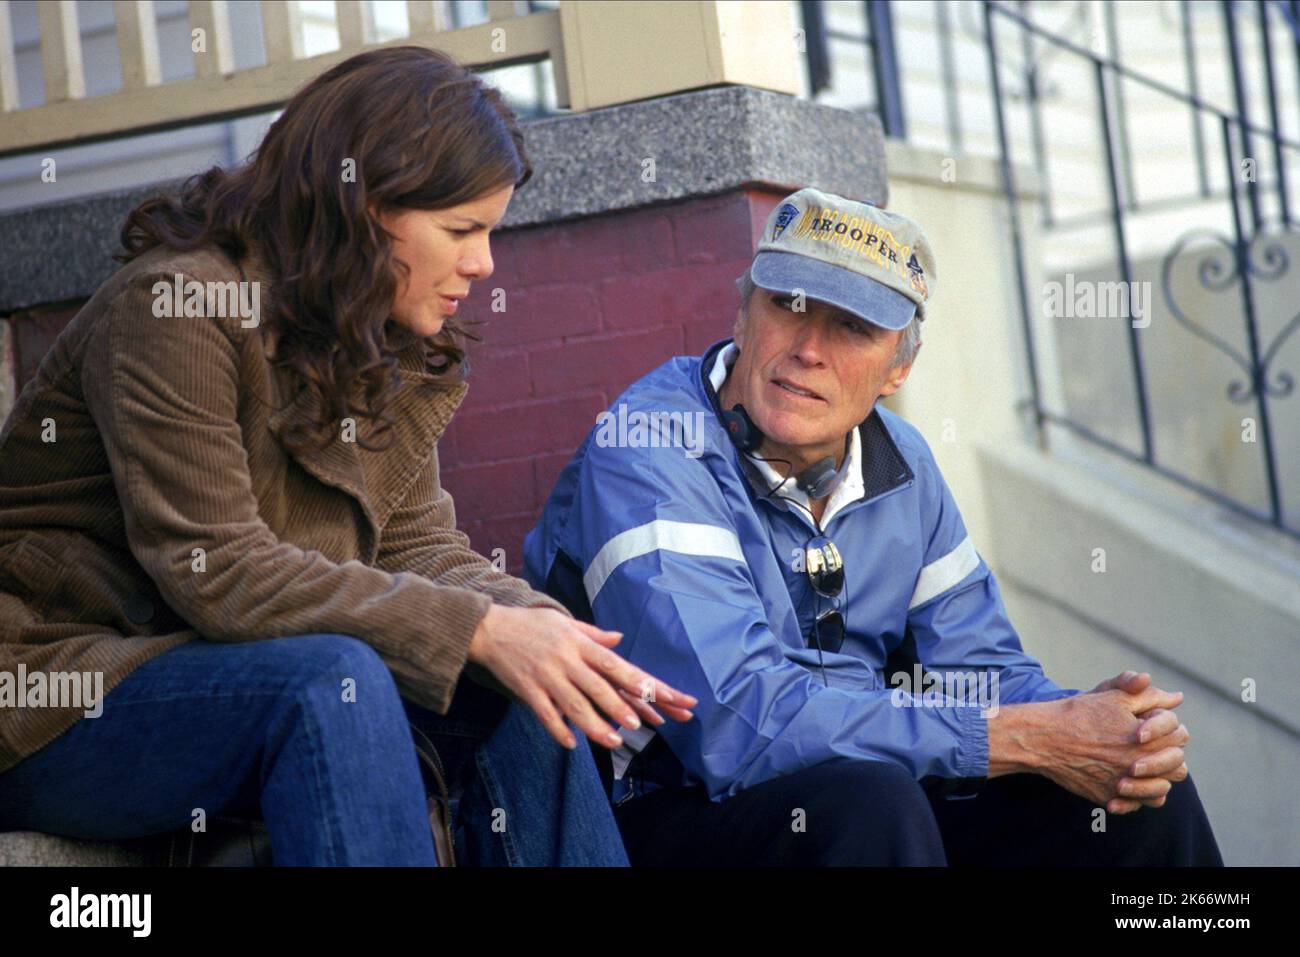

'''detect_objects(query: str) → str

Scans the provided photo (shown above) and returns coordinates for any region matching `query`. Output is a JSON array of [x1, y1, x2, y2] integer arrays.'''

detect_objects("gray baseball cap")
[[748, 187, 937, 331]]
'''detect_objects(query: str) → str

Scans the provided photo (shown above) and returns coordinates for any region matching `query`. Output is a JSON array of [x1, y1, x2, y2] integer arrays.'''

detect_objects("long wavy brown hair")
[[115, 45, 531, 454]]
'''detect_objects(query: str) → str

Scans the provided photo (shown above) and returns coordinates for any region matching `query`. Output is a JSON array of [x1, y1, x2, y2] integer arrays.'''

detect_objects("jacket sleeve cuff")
[[405, 583, 493, 713], [954, 703, 990, 778], [480, 581, 573, 617], [1037, 687, 1083, 701]]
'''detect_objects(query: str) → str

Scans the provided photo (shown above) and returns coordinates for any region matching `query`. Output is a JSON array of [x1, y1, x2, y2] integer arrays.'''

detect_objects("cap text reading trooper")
[[748, 187, 938, 332]]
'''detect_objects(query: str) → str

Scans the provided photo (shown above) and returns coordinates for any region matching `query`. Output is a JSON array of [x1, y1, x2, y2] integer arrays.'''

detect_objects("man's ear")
[[733, 303, 748, 348], [879, 341, 919, 398]]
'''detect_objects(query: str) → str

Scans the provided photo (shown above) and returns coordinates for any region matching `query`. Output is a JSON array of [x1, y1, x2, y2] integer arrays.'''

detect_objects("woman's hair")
[[116, 45, 531, 453]]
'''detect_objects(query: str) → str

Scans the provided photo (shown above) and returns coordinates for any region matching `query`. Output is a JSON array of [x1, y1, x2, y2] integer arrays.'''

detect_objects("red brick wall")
[[441, 187, 786, 573], [4, 187, 786, 575], [7, 301, 85, 390]]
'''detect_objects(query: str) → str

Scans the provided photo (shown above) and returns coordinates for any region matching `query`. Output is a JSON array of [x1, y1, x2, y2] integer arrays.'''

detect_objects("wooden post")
[[37, 0, 86, 102], [261, 0, 304, 63], [0, 1, 21, 112], [189, 0, 234, 79], [406, 1, 453, 34], [336, 0, 375, 49], [486, 0, 530, 20], [556, 1, 801, 112], [114, 0, 162, 91]]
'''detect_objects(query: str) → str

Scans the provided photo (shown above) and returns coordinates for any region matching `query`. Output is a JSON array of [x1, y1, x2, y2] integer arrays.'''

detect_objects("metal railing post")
[[1220, 115, 1286, 525], [866, 0, 906, 138], [800, 0, 833, 95], [1182, 0, 1212, 198], [1102, 1, 1137, 211], [1257, 0, 1291, 226], [984, 1, 1045, 446], [1018, 0, 1053, 226], [1094, 57, 1155, 463], [1222, 0, 1263, 231], [936, 0, 963, 155]]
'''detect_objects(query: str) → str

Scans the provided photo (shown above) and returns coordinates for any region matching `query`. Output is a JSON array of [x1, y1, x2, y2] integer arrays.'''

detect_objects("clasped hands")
[[1052, 670, 1191, 816]]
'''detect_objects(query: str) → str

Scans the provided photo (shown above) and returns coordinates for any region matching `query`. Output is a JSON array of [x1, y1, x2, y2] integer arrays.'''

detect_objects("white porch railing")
[[0, 1, 562, 156], [0, 0, 803, 160]]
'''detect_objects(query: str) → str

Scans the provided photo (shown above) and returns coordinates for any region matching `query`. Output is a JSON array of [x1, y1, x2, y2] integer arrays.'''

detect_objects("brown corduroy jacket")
[[0, 241, 565, 774]]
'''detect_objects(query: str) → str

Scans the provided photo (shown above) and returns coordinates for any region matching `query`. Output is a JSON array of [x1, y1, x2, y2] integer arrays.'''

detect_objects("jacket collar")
[[264, 355, 468, 538], [698, 338, 914, 508], [242, 240, 469, 549]]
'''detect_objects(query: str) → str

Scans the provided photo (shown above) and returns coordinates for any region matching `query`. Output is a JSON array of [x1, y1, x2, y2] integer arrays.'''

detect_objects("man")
[[523, 187, 1222, 866]]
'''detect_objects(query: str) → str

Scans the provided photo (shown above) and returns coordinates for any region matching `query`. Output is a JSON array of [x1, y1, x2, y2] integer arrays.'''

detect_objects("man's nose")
[[789, 315, 831, 365]]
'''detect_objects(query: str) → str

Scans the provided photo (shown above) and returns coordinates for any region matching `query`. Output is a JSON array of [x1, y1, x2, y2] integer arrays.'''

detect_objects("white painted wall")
[[884, 138, 1299, 866], [982, 441, 1300, 866]]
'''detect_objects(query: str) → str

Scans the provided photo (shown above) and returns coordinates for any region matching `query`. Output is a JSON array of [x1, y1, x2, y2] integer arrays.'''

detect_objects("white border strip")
[[584, 520, 745, 603], [909, 535, 980, 610], [611, 724, 657, 780]]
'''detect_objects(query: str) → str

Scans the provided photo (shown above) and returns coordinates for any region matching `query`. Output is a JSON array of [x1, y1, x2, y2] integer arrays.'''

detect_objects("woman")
[[0, 45, 694, 866]]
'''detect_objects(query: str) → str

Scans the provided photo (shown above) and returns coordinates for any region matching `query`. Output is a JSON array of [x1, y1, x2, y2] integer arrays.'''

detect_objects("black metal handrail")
[[795, 1, 1298, 539], [985, 1, 1300, 146], [983, 0, 1298, 538]]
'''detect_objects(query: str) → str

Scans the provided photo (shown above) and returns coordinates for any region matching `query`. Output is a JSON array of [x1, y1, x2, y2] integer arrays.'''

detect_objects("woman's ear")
[[368, 202, 393, 234]]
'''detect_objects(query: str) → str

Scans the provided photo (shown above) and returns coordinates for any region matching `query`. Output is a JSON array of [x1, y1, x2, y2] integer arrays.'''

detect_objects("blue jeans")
[[0, 634, 629, 866]]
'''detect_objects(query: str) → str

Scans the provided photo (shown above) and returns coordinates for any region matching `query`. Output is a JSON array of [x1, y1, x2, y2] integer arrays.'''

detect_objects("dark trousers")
[[613, 759, 1224, 866]]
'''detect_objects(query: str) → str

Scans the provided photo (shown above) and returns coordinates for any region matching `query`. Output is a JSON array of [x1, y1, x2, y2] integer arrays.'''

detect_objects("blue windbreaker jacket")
[[524, 339, 1081, 804]]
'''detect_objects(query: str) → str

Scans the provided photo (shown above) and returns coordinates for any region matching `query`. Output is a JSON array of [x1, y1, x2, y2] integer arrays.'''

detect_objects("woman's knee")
[[300, 632, 388, 673], [172, 632, 395, 699], [260, 634, 409, 747], [277, 633, 399, 703]]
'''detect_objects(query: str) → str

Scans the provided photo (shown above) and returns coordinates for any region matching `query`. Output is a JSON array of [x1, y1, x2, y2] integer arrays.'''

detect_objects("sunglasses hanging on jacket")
[[719, 403, 849, 686]]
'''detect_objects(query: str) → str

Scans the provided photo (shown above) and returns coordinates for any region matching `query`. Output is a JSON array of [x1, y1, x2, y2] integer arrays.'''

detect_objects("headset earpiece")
[[721, 404, 762, 453], [796, 456, 838, 499], [721, 404, 840, 499]]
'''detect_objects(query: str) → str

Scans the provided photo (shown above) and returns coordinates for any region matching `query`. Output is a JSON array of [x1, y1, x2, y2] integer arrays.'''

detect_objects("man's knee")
[[1145, 773, 1223, 865], [942, 769, 1223, 866], [775, 760, 946, 865]]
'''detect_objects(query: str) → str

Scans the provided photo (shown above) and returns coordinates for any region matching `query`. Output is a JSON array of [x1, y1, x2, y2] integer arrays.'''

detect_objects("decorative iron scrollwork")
[[1161, 228, 1300, 403]]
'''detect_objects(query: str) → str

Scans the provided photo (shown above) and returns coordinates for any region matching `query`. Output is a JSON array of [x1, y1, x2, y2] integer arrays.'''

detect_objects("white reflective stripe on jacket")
[[524, 339, 1080, 803]]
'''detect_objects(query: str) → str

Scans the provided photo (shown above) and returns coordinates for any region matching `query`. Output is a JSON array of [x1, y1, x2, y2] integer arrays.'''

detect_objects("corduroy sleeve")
[[80, 271, 489, 714], [375, 445, 571, 615]]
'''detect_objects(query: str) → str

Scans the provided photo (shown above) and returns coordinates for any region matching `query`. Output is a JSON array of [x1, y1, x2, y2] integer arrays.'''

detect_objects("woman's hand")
[[466, 605, 698, 750]]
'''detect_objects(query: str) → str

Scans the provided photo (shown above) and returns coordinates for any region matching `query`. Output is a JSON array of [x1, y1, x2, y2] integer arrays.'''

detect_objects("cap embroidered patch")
[[749, 187, 939, 332]]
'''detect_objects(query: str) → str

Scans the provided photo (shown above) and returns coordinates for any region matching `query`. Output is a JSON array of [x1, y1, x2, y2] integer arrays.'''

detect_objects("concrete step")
[[0, 830, 154, 866]]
